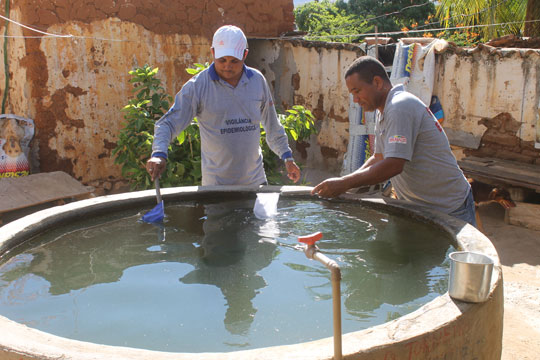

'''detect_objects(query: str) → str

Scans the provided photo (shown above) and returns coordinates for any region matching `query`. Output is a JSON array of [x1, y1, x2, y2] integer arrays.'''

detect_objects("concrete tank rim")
[[0, 185, 502, 360]]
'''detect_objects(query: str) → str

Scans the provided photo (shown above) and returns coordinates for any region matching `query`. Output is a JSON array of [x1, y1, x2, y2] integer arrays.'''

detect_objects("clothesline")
[[0, 13, 538, 43]]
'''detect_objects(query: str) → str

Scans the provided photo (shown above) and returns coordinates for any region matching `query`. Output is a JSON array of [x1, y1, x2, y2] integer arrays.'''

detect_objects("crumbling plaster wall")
[[248, 39, 364, 175], [3, 0, 537, 188], [0, 0, 294, 187], [249, 41, 540, 181], [434, 46, 540, 164]]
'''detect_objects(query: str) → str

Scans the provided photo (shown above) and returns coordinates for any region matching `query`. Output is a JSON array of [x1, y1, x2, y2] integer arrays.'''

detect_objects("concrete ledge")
[[505, 201, 540, 231], [0, 186, 503, 360]]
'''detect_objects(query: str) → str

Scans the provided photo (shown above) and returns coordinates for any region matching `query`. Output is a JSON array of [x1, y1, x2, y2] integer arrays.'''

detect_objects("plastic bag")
[[0, 115, 34, 178], [141, 201, 165, 223]]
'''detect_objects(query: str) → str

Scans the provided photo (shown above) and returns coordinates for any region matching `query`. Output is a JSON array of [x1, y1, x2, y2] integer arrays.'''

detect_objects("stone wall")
[[0, 0, 294, 189]]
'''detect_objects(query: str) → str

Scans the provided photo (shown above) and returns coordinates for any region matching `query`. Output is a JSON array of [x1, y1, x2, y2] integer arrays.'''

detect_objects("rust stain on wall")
[[320, 146, 339, 158], [51, 85, 88, 129], [295, 141, 310, 159], [294, 94, 306, 106], [328, 106, 347, 123], [312, 94, 326, 120], [291, 72, 300, 90], [19, 36, 75, 175], [464, 112, 540, 164]]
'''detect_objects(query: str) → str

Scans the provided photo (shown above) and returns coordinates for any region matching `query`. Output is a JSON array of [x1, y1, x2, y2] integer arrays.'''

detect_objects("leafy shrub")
[[435, 29, 482, 47], [112, 65, 201, 190], [261, 105, 317, 183]]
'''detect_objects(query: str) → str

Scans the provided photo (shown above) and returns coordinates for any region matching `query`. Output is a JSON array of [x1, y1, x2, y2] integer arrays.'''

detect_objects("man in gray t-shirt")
[[312, 56, 476, 226], [146, 25, 300, 186]]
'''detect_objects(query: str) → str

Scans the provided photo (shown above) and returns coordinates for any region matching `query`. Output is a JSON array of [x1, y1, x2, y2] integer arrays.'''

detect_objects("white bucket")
[[448, 251, 494, 303]]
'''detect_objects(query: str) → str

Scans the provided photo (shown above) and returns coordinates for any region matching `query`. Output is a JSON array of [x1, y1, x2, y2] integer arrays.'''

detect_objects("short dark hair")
[[345, 56, 390, 84]]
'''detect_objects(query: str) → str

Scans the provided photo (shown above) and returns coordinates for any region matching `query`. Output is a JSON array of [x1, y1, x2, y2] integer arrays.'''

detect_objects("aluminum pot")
[[448, 251, 494, 303]]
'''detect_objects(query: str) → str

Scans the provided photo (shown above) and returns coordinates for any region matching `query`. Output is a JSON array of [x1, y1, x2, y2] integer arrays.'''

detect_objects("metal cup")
[[448, 251, 494, 303]]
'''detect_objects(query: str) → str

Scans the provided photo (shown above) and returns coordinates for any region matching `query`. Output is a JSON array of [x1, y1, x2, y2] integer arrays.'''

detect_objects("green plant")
[[339, 0, 436, 35], [296, 0, 437, 42], [112, 65, 172, 189], [261, 105, 317, 184], [436, 28, 482, 47], [280, 105, 317, 143], [186, 62, 210, 76], [295, 0, 369, 42], [436, 0, 526, 41], [113, 65, 202, 190]]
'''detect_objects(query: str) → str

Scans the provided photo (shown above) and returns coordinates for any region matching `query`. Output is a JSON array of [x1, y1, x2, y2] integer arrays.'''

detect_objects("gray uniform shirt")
[[152, 64, 292, 186], [375, 85, 470, 214]]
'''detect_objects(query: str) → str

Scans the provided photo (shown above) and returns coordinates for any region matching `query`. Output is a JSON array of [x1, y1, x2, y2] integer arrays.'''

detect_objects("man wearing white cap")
[[146, 25, 301, 186]]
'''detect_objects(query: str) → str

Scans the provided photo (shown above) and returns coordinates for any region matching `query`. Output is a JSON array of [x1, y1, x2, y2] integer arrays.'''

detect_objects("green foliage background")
[[336, 0, 435, 35], [295, 0, 529, 45], [436, 0, 526, 41], [294, 0, 370, 42], [295, 0, 435, 42]]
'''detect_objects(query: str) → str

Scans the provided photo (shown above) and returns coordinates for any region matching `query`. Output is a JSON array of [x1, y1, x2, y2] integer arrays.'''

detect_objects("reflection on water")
[[0, 198, 454, 352]]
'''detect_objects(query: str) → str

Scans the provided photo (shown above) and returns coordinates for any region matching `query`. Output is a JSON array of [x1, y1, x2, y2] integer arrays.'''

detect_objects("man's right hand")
[[146, 157, 167, 181], [311, 177, 350, 198]]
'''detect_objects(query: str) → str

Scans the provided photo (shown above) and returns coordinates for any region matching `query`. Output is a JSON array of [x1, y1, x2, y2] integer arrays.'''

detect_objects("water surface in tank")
[[0, 197, 454, 352]]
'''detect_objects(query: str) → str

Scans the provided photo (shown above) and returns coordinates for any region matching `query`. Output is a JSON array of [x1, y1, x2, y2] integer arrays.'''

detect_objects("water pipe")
[[298, 232, 342, 360]]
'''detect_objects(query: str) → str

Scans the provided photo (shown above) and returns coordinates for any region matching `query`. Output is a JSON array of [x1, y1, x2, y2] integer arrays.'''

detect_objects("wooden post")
[[374, 25, 379, 60]]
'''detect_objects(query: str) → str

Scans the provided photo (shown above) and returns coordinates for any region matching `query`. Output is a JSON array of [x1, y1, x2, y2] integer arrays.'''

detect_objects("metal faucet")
[[298, 232, 342, 360]]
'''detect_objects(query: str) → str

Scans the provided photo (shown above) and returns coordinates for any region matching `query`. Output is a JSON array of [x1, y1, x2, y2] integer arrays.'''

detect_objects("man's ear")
[[372, 75, 384, 90], [242, 49, 249, 61], [211, 48, 215, 59]]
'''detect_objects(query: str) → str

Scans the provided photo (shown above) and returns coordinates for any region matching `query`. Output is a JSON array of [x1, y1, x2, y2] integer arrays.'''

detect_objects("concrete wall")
[[8, 13, 212, 188], [434, 46, 540, 164], [2, 1, 538, 190], [247, 39, 365, 176], [0, 0, 294, 188], [249, 41, 540, 183]]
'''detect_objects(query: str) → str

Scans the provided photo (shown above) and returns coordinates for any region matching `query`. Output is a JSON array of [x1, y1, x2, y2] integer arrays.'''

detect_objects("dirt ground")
[[477, 203, 540, 360]]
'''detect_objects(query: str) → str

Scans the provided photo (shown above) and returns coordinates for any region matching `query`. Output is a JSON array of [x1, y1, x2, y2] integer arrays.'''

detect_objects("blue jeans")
[[448, 190, 477, 228]]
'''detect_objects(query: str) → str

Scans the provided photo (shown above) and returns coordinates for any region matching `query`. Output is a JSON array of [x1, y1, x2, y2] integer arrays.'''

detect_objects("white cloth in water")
[[253, 193, 279, 219]]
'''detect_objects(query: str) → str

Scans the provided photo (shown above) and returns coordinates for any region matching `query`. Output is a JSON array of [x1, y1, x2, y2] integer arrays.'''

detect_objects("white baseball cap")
[[212, 25, 247, 60]]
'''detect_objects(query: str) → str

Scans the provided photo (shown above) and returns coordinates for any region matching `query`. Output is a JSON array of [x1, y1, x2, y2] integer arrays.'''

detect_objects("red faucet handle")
[[298, 232, 323, 246]]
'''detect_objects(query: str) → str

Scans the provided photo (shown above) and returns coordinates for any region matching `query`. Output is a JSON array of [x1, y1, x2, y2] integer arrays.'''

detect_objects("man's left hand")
[[285, 161, 301, 183]]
